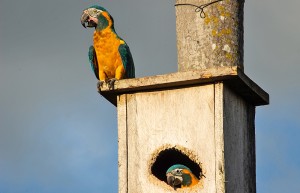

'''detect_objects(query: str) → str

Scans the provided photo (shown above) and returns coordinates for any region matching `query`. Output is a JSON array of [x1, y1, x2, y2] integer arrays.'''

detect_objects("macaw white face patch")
[[87, 8, 103, 18]]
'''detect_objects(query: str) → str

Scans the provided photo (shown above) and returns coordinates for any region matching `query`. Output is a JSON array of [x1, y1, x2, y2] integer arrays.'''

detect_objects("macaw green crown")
[[88, 5, 107, 12], [166, 164, 192, 174]]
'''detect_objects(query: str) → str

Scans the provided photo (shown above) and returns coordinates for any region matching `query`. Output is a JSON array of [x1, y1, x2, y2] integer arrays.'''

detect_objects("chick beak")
[[167, 175, 174, 186], [80, 11, 89, 28], [167, 175, 182, 190], [167, 173, 182, 190]]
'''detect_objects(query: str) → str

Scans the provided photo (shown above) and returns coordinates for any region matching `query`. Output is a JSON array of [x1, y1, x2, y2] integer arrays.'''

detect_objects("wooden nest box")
[[99, 0, 269, 192]]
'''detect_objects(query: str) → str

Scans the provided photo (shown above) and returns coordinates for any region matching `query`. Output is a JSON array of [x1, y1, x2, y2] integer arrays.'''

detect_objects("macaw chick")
[[166, 164, 199, 190], [81, 5, 135, 90]]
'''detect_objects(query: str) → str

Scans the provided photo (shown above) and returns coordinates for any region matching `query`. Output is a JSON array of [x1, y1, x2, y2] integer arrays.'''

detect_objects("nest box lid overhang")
[[98, 66, 269, 107]]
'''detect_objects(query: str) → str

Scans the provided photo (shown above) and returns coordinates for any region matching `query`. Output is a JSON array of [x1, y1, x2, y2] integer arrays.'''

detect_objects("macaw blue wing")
[[88, 46, 99, 80], [118, 42, 135, 78]]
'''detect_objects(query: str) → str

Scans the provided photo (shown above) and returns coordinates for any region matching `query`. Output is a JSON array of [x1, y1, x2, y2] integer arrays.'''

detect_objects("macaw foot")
[[107, 78, 117, 90], [97, 80, 105, 90]]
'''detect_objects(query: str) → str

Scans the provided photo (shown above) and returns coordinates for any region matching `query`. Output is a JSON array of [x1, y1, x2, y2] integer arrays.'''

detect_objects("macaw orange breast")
[[93, 29, 125, 81]]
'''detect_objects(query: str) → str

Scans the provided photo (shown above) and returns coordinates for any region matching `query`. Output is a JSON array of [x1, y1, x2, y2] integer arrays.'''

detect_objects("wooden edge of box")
[[98, 66, 269, 107]]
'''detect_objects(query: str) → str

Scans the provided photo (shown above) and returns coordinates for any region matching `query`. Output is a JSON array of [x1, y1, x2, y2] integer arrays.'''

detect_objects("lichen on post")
[[175, 0, 245, 71]]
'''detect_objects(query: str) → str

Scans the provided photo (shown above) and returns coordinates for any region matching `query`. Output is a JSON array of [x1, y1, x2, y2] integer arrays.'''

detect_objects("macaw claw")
[[97, 80, 104, 89], [107, 78, 117, 90]]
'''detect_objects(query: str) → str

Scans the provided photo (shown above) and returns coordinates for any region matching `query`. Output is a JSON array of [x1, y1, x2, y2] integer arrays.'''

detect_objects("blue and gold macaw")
[[166, 164, 199, 189], [81, 5, 135, 90]]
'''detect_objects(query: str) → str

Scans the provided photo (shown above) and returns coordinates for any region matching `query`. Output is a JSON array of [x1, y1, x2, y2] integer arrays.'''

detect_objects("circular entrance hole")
[[151, 147, 202, 184]]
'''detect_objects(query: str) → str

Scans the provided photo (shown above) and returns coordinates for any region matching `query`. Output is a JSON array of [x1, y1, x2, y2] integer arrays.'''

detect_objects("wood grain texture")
[[117, 95, 128, 193], [214, 83, 225, 193], [118, 85, 217, 192], [117, 82, 258, 192], [223, 84, 256, 193], [175, 0, 245, 71]]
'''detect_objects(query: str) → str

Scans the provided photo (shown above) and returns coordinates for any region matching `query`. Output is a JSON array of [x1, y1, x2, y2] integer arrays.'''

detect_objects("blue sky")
[[0, 0, 299, 192]]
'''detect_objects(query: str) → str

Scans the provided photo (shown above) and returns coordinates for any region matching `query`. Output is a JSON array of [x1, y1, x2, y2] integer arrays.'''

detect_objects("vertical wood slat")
[[117, 94, 128, 193], [126, 94, 139, 192], [223, 84, 256, 193], [214, 83, 225, 193]]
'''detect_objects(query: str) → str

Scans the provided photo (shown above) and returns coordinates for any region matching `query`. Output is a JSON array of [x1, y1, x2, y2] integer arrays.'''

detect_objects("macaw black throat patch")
[[87, 20, 97, 28]]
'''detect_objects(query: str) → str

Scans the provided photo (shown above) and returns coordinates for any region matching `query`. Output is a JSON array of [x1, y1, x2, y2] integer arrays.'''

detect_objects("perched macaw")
[[166, 164, 199, 189], [80, 5, 135, 90]]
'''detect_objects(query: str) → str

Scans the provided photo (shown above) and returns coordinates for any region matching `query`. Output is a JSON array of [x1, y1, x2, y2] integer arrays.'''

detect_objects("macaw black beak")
[[167, 175, 182, 190], [167, 175, 175, 186], [81, 11, 89, 28]]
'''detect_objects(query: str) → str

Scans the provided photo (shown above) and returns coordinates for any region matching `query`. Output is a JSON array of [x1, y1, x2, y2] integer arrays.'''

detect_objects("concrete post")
[[175, 0, 245, 71]]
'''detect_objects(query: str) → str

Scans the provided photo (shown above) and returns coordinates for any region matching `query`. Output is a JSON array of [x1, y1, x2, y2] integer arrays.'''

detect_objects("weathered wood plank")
[[101, 66, 237, 93], [223, 84, 256, 193], [99, 67, 269, 106], [126, 94, 139, 193], [120, 85, 217, 192], [117, 82, 258, 192], [225, 69, 269, 106], [214, 83, 225, 193], [117, 94, 128, 193]]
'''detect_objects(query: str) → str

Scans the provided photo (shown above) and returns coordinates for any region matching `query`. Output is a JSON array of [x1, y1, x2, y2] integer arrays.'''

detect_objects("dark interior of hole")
[[151, 148, 202, 183]]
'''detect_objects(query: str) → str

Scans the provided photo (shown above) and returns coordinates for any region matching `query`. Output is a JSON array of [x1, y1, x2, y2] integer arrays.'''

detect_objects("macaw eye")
[[176, 169, 181, 174]]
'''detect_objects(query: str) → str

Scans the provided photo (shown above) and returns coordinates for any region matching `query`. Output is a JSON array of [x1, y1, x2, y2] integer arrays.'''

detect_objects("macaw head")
[[166, 164, 198, 189], [80, 5, 114, 31]]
